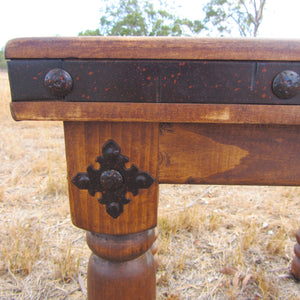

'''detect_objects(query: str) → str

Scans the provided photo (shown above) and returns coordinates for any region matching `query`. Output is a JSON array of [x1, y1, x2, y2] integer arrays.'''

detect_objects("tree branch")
[[240, 0, 255, 24]]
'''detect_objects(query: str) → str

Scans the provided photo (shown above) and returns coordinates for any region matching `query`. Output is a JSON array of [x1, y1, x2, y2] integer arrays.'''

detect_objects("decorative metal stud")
[[71, 139, 154, 219], [44, 68, 73, 97], [272, 70, 300, 99]]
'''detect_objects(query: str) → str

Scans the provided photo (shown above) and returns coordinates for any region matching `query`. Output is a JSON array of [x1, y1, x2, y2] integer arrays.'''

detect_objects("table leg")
[[86, 229, 157, 299], [291, 228, 300, 280], [63, 121, 159, 298]]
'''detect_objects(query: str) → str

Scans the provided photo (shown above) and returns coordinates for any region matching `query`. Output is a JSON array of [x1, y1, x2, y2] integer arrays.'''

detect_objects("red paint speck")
[[88, 72, 93, 75], [262, 93, 266, 98], [262, 68, 267, 73], [147, 76, 151, 80], [33, 77, 37, 80]]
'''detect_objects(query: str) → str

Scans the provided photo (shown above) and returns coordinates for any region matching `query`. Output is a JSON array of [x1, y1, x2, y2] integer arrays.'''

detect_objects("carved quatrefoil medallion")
[[71, 139, 154, 219]]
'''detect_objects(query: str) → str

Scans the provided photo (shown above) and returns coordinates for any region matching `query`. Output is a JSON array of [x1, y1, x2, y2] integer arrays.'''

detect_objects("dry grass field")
[[1, 69, 300, 299]]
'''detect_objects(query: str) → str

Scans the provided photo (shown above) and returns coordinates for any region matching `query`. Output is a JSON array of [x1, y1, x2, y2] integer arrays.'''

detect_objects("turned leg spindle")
[[86, 230, 157, 299], [291, 228, 300, 280]]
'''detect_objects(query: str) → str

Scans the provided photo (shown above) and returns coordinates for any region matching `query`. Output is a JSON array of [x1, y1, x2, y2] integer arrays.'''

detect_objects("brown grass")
[[1, 70, 300, 299]]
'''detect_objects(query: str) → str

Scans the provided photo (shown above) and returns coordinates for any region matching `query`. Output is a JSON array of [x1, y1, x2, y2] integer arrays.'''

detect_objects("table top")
[[5, 37, 300, 61], [7, 37, 300, 124]]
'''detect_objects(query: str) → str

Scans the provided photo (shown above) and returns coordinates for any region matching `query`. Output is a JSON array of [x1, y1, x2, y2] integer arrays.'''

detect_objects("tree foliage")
[[78, 29, 101, 36], [204, 0, 267, 37], [79, 0, 205, 37], [79, 0, 267, 38]]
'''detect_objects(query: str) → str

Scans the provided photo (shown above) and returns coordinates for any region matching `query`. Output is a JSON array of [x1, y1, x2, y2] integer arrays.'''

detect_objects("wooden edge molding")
[[10, 101, 300, 125], [5, 36, 300, 61]]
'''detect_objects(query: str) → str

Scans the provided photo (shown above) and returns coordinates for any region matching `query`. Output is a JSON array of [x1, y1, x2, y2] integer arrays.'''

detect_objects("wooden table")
[[6, 37, 300, 299]]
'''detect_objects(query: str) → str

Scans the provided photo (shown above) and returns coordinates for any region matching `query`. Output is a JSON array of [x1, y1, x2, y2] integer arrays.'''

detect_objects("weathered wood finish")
[[158, 123, 300, 185], [87, 229, 156, 300], [86, 228, 158, 262], [7, 60, 62, 101], [5, 37, 300, 61], [8, 60, 300, 104], [64, 121, 159, 235], [11, 102, 300, 125]]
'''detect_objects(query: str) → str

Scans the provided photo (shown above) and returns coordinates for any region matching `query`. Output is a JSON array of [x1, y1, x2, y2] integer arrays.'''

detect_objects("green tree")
[[204, 0, 267, 37], [79, 0, 205, 37], [78, 29, 101, 36]]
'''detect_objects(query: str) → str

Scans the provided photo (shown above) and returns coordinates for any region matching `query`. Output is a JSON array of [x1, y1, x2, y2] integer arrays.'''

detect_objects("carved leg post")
[[291, 228, 300, 280], [63, 121, 159, 299], [86, 230, 157, 299]]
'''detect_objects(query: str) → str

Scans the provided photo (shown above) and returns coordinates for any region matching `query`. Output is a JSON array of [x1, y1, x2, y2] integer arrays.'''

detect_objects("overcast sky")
[[1, 0, 299, 48]]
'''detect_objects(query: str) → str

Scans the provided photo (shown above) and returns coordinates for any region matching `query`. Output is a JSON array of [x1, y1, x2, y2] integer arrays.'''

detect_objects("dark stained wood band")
[[8, 60, 300, 104], [10, 102, 300, 125], [5, 37, 300, 61]]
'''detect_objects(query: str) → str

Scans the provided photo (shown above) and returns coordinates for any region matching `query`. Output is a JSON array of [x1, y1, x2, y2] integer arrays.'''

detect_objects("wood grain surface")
[[86, 229, 157, 299], [158, 123, 300, 185], [88, 250, 156, 300], [11, 102, 300, 125], [64, 121, 159, 235], [86, 229, 157, 262], [5, 37, 300, 61]]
